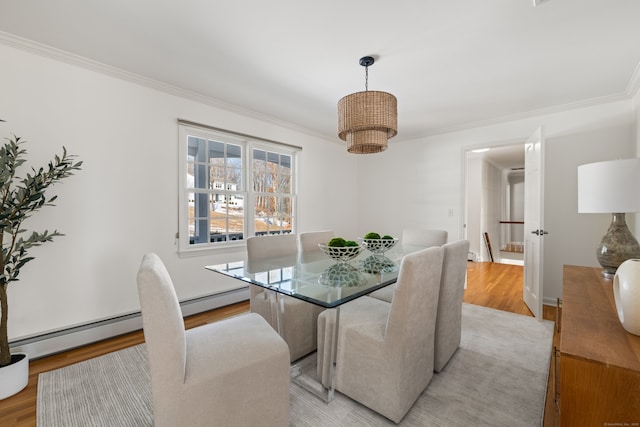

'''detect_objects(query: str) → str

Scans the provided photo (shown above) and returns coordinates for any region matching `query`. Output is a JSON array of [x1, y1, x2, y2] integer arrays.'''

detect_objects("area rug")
[[37, 303, 554, 426]]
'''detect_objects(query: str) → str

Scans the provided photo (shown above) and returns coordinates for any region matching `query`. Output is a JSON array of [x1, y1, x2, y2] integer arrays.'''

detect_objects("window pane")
[[209, 140, 225, 187], [187, 136, 206, 159], [275, 173, 290, 193], [267, 152, 279, 166], [209, 140, 225, 158], [210, 194, 226, 240], [253, 150, 266, 192], [209, 193, 245, 242], [188, 196, 195, 240], [226, 166, 242, 190], [255, 195, 267, 219], [188, 137, 207, 190], [267, 154, 279, 194], [281, 196, 293, 217], [255, 199, 269, 234], [281, 154, 291, 170], [228, 194, 244, 239], [282, 216, 292, 232], [191, 218, 208, 244], [279, 155, 292, 193], [192, 162, 208, 189], [227, 144, 242, 164], [189, 191, 210, 245]]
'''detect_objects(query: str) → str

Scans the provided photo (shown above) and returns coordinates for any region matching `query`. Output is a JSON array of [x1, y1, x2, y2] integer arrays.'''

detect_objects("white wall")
[[465, 157, 482, 259], [356, 99, 636, 304], [0, 42, 357, 341], [508, 173, 525, 243], [482, 160, 502, 261], [544, 124, 635, 300], [463, 156, 500, 262], [354, 133, 462, 240]]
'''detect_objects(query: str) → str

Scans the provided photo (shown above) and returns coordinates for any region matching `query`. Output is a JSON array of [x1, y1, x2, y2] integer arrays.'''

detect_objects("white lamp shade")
[[578, 158, 640, 213]]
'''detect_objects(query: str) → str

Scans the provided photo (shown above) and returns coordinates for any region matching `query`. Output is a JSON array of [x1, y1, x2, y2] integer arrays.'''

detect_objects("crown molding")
[[0, 31, 332, 142], [2, 30, 637, 144], [416, 92, 631, 139], [626, 60, 640, 98]]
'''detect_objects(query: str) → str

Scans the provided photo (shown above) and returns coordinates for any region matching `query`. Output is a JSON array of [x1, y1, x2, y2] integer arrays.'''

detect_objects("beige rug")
[[37, 303, 554, 426]]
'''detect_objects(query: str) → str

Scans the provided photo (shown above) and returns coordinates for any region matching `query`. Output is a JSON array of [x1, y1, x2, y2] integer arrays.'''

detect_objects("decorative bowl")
[[358, 237, 399, 254], [361, 255, 398, 274], [319, 263, 367, 287], [318, 243, 362, 262]]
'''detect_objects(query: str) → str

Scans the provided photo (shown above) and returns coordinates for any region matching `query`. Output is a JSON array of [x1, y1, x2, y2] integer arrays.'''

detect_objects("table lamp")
[[578, 158, 640, 278]]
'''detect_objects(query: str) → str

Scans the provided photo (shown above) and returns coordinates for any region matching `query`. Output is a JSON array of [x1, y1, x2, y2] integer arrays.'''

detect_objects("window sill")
[[177, 241, 247, 258]]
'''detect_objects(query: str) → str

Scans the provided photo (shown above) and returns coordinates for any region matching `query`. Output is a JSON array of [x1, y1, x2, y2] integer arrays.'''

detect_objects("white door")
[[523, 127, 545, 319]]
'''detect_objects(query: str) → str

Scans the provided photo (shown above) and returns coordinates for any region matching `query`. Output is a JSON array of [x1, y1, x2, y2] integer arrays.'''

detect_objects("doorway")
[[464, 143, 525, 264]]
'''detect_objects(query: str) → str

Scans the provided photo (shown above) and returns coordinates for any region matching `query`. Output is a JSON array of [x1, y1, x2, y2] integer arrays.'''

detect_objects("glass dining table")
[[205, 243, 423, 401]]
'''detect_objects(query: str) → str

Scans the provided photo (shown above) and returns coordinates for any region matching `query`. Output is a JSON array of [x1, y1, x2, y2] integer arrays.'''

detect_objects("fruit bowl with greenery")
[[318, 237, 361, 263], [358, 232, 399, 255]]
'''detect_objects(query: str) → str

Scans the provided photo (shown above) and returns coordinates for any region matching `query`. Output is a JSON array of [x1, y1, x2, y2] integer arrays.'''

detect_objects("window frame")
[[178, 123, 298, 255], [248, 141, 297, 239]]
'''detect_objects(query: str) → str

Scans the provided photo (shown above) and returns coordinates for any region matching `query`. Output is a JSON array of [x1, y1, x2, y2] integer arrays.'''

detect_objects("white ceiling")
[[1, 0, 639, 144]]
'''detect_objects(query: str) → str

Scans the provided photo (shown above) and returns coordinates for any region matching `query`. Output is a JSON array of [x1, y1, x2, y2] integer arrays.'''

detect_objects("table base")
[[290, 352, 334, 402]]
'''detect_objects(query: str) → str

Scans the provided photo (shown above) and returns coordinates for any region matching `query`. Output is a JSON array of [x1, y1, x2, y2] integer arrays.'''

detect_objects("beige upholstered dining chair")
[[368, 228, 448, 302], [433, 239, 470, 371], [317, 246, 444, 423], [247, 233, 321, 362], [402, 228, 448, 247], [369, 240, 470, 372], [246, 233, 298, 330], [298, 230, 334, 252], [136, 253, 290, 427]]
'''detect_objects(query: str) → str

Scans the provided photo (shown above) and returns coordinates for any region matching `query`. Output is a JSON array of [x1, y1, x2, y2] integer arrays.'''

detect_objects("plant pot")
[[0, 353, 29, 400]]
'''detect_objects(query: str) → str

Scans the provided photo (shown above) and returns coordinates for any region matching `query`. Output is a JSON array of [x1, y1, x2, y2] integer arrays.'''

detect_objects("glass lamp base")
[[597, 213, 640, 278]]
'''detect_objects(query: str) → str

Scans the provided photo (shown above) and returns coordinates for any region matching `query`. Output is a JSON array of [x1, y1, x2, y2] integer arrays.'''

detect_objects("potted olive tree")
[[0, 120, 82, 399]]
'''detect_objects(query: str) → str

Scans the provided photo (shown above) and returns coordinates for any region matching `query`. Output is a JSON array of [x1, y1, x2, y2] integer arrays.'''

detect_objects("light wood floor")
[[0, 261, 559, 426]]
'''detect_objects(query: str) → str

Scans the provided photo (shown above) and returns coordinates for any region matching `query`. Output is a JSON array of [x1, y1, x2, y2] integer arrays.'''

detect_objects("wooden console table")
[[559, 265, 640, 426]]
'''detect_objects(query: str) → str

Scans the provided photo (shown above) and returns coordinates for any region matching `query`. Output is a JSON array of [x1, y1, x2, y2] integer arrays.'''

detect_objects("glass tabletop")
[[206, 243, 424, 309]]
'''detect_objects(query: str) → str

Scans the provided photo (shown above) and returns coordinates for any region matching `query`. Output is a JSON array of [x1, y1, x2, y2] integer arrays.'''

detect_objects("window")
[[252, 149, 294, 237], [178, 123, 298, 253]]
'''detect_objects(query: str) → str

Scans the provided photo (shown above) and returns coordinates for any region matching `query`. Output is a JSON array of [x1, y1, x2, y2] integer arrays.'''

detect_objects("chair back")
[[434, 239, 471, 371], [385, 246, 444, 376], [402, 228, 448, 247], [136, 253, 187, 389], [298, 230, 334, 252], [247, 233, 297, 261]]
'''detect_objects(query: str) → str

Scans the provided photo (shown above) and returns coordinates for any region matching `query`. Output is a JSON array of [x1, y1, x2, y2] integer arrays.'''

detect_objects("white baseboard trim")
[[543, 296, 560, 307], [9, 287, 250, 360]]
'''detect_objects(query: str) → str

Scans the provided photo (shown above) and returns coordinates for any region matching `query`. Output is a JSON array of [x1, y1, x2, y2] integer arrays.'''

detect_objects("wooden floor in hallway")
[[465, 260, 533, 316]]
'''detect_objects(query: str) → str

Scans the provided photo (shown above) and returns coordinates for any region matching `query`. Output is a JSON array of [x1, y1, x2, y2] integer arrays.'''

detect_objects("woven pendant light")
[[338, 56, 397, 154]]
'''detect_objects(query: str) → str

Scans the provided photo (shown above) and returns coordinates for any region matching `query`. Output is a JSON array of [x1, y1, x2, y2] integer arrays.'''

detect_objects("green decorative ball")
[[327, 237, 347, 247]]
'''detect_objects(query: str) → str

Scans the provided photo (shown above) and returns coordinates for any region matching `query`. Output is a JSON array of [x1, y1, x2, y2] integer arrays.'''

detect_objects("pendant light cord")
[[365, 65, 369, 91]]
